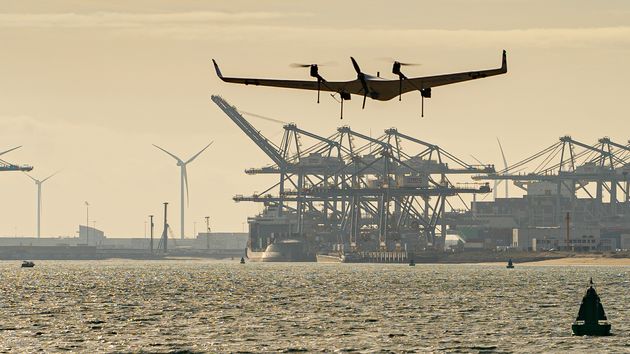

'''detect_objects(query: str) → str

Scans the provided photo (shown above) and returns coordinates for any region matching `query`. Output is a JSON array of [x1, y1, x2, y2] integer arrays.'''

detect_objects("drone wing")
[[212, 59, 358, 93], [370, 50, 508, 101]]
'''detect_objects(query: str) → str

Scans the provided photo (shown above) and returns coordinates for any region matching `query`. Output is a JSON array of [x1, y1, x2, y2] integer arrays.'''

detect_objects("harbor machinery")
[[467, 136, 630, 250], [472, 136, 630, 224], [212, 95, 492, 260]]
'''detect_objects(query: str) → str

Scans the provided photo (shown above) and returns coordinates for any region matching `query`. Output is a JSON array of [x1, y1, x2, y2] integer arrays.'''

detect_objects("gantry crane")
[[212, 95, 491, 253]]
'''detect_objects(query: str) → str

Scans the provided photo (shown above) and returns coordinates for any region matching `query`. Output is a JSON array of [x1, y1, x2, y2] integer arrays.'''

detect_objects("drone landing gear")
[[316, 78, 321, 104], [338, 92, 351, 119], [420, 88, 431, 118]]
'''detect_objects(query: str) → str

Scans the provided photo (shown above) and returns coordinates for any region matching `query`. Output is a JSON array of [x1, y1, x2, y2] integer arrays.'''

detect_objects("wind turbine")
[[25, 171, 58, 238], [153, 141, 213, 239]]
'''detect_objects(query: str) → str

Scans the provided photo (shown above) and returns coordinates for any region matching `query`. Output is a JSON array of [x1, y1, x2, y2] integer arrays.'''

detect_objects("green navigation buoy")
[[506, 258, 514, 269], [240, 257, 246, 264], [572, 278, 611, 336]]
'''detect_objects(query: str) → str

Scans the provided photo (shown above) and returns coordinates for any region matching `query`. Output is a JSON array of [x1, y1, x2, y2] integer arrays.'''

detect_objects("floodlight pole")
[[85, 201, 89, 245], [163, 202, 169, 253], [205, 216, 210, 249], [149, 215, 154, 254]]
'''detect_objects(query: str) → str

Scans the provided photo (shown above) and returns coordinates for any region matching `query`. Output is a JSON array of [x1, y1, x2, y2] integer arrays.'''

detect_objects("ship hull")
[[316, 254, 342, 263], [247, 240, 316, 262]]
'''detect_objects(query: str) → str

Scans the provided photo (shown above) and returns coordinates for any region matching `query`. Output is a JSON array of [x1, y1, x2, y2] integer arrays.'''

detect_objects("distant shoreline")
[[427, 251, 630, 266], [516, 257, 630, 266], [2, 250, 629, 265]]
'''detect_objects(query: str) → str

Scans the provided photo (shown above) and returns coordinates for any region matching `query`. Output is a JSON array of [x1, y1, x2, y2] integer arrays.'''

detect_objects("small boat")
[[240, 257, 246, 264], [572, 278, 611, 336], [316, 253, 342, 263], [21, 260, 35, 268], [506, 258, 514, 269]]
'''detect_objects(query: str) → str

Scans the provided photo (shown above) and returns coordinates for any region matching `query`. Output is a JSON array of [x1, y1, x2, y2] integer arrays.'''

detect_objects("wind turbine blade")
[[183, 165, 189, 207], [0, 145, 21, 157], [185, 141, 213, 164], [153, 144, 183, 163], [496, 138, 508, 171], [496, 138, 509, 198], [41, 170, 60, 183], [23, 172, 37, 183]]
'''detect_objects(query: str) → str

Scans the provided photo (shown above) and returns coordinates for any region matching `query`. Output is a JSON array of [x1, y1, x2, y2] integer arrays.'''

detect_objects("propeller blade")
[[153, 144, 183, 164], [379, 57, 421, 66], [185, 141, 213, 164], [397, 61, 421, 67], [289, 61, 335, 68], [350, 57, 362, 74], [362, 93, 367, 109]]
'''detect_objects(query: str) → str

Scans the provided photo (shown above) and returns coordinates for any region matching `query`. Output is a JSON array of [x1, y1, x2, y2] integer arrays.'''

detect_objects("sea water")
[[1, 260, 628, 352]]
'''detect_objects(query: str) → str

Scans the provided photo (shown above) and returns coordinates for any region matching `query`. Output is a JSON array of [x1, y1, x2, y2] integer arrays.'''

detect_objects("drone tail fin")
[[212, 59, 225, 80]]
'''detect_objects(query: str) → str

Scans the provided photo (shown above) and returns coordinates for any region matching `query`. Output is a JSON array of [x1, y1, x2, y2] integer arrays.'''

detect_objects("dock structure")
[[212, 95, 491, 256], [468, 136, 630, 251]]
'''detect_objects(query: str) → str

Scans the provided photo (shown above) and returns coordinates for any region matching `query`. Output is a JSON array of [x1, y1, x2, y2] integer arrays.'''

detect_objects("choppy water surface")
[[0, 260, 628, 353]]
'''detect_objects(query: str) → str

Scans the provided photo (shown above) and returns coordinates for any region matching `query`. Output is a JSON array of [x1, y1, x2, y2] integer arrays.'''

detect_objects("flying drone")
[[212, 50, 507, 119]]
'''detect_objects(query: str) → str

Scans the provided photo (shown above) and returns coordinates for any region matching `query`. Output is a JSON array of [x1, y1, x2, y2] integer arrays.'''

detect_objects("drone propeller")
[[289, 63, 313, 68], [290, 63, 326, 104], [391, 59, 430, 117], [379, 57, 422, 66], [395, 61, 421, 67], [350, 57, 369, 110], [392, 61, 410, 102], [289, 61, 335, 68]]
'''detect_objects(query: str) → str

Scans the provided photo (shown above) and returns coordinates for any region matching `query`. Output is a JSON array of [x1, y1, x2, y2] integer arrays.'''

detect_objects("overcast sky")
[[1, 1, 629, 237]]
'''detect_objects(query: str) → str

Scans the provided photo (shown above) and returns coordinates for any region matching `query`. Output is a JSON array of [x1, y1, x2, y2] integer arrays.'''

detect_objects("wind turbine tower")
[[153, 141, 213, 239], [25, 172, 58, 238]]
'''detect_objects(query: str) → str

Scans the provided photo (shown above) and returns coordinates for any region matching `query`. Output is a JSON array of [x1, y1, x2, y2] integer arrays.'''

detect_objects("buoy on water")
[[506, 258, 514, 269], [21, 260, 35, 268], [572, 277, 611, 336], [240, 257, 246, 264]]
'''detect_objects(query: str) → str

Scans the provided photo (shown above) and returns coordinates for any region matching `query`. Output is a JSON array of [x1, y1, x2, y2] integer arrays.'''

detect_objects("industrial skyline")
[[1, 1, 630, 237]]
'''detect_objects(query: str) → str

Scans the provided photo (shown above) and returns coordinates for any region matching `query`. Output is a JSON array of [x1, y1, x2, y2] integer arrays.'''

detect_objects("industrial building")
[[0, 226, 247, 260], [461, 136, 630, 252]]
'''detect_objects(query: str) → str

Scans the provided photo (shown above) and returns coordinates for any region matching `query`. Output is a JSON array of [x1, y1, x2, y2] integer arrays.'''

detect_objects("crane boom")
[[211, 95, 286, 167]]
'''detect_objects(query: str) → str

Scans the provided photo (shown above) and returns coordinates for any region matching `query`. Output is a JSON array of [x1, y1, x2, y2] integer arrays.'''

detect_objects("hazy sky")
[[1, 1, 629, 237]]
